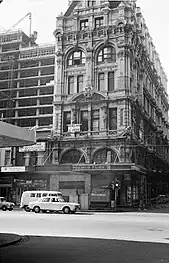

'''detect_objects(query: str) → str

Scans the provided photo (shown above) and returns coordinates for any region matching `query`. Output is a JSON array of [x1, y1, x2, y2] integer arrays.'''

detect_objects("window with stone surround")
[[120, 109, 124, 126], [95, 17, 103, 28], [81, 111, 88, 131], [109, 108, 117, 130], [97, 46, 116, 63], [98, 73, 104, 91], [77, 75, 83, 93], [67, 50, 85, 67], [108, 71, 115, 91], [80, 19, 88, 30], [63, 111, 71, 132], [68, 76, 74, 94], [92, 110, 100, 131], [87, 1, 96, 7]]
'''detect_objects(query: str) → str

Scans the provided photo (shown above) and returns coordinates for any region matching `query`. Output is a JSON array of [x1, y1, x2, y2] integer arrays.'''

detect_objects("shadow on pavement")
[[1, 236, 169, 263]]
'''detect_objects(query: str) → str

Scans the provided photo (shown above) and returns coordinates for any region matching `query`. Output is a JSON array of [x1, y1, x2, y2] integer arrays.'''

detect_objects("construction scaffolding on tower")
[[0, 12, 33, 123]]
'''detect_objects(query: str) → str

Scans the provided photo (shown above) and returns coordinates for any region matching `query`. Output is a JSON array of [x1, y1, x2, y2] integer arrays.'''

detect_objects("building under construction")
[[0, 28, 55, 202], [0, 1, 169, 209]]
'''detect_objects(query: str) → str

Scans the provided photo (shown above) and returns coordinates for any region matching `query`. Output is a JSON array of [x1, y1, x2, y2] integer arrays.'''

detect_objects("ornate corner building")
[[0, 1, 169, 209], [50, 0, 169, 208]]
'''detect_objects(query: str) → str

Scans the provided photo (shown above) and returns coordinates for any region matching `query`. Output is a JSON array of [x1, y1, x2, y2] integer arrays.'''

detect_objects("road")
[[1, 210, 169, 244]]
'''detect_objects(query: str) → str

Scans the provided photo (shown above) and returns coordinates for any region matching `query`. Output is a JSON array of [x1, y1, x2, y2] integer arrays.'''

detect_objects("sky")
[[0, 0, 169, 83]]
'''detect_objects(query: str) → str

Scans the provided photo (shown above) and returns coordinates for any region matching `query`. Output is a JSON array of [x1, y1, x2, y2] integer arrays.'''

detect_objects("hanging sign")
[[68, 124, 81, 133]]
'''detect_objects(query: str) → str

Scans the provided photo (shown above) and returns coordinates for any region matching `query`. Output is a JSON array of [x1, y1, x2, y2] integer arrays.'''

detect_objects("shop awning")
[[0, 121, 36, 147]]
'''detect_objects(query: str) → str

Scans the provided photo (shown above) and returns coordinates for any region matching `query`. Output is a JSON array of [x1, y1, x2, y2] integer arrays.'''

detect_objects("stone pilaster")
[[37, 152, 44, 165], [24, 152, 30, 166]]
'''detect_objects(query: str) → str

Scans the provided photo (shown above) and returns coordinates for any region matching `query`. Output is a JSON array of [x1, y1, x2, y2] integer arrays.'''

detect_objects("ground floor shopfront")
[[1, 163, 169, 209], [0, 163, 150, 209]]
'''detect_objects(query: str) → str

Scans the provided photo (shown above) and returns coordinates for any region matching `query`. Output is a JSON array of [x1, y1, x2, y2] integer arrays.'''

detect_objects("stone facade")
[[50, 0, 169, 208]]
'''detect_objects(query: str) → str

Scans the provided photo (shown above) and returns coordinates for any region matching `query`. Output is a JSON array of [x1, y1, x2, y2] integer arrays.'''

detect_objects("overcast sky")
[[0, 0, 168, 82]]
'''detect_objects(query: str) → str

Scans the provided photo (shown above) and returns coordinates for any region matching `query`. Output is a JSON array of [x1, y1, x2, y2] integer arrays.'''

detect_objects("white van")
[[20, 190, 63, 211]]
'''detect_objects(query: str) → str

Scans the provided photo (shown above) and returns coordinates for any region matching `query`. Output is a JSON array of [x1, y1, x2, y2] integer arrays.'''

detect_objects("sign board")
[[68, 124, 81, 133], [19, 142, 46, 152], [1, 166, 26, 172]]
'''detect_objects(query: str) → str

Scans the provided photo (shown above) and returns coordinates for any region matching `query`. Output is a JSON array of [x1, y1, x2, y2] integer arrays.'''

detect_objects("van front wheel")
[[24, 206, 30, 212], [34, 206, 40, 213]]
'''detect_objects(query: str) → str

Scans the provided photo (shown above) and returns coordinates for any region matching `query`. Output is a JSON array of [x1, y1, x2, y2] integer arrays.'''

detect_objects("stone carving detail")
[[75, 92, 104, 102], [56, 49, 62, 57], [57, 58, 62, 67], [86, 54, 92, 63]]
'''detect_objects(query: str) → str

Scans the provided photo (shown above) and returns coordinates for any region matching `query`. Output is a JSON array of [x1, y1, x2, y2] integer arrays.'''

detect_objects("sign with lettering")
[[1, 166, 26, 172], [19, 142, 46, 152], [68, 124, 81, 133]]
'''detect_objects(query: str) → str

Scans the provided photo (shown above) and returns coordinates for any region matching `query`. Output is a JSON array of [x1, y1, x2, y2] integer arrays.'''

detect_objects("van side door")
[[40, 197, 51, 210]]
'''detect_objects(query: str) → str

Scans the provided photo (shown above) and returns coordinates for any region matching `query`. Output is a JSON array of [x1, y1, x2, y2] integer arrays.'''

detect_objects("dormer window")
[[67, 50, 85, 66], [80, 19, 88, 30], [95, 17, 103, 28]]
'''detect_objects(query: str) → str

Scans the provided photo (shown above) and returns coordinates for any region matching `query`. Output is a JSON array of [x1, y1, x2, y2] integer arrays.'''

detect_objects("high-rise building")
[[51, 0, 169, 208], [0, 30, 55, 201]]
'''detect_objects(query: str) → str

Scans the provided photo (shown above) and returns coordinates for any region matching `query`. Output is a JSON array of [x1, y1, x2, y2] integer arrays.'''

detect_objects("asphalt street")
[[1, 210, 169, 244], [1, 236, 169, 263]]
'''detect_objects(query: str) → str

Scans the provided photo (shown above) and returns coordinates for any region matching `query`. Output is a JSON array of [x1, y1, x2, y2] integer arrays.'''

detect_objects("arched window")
[[92, 148, 119, 164], [97, 46, 116, 63], [61, 150, 85, 164], [67, 50, 85, 66]]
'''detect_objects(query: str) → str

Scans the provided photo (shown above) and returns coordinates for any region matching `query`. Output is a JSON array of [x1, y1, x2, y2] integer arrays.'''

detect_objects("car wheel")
[[8, 207, 13, 211], [34, 206, 40, 213], [2, 206, 7, 211], [63, 207, 70, 214], [24, 206, 30, 212]]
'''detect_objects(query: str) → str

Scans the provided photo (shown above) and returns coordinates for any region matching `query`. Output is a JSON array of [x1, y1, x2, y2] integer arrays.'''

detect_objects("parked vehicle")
[[20, 190, 63, 211], [28, 196, 80, 214], [150, 194, 169, 205], [0, 197, 15, 211]]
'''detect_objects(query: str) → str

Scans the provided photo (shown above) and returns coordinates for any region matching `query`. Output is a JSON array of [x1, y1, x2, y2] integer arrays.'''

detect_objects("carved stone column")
[[37, 152, 44, 165]]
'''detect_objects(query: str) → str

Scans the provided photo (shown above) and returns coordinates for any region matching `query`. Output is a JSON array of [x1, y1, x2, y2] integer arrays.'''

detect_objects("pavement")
[[0, 233, 22, 248], [1, 236, 169, 263]]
